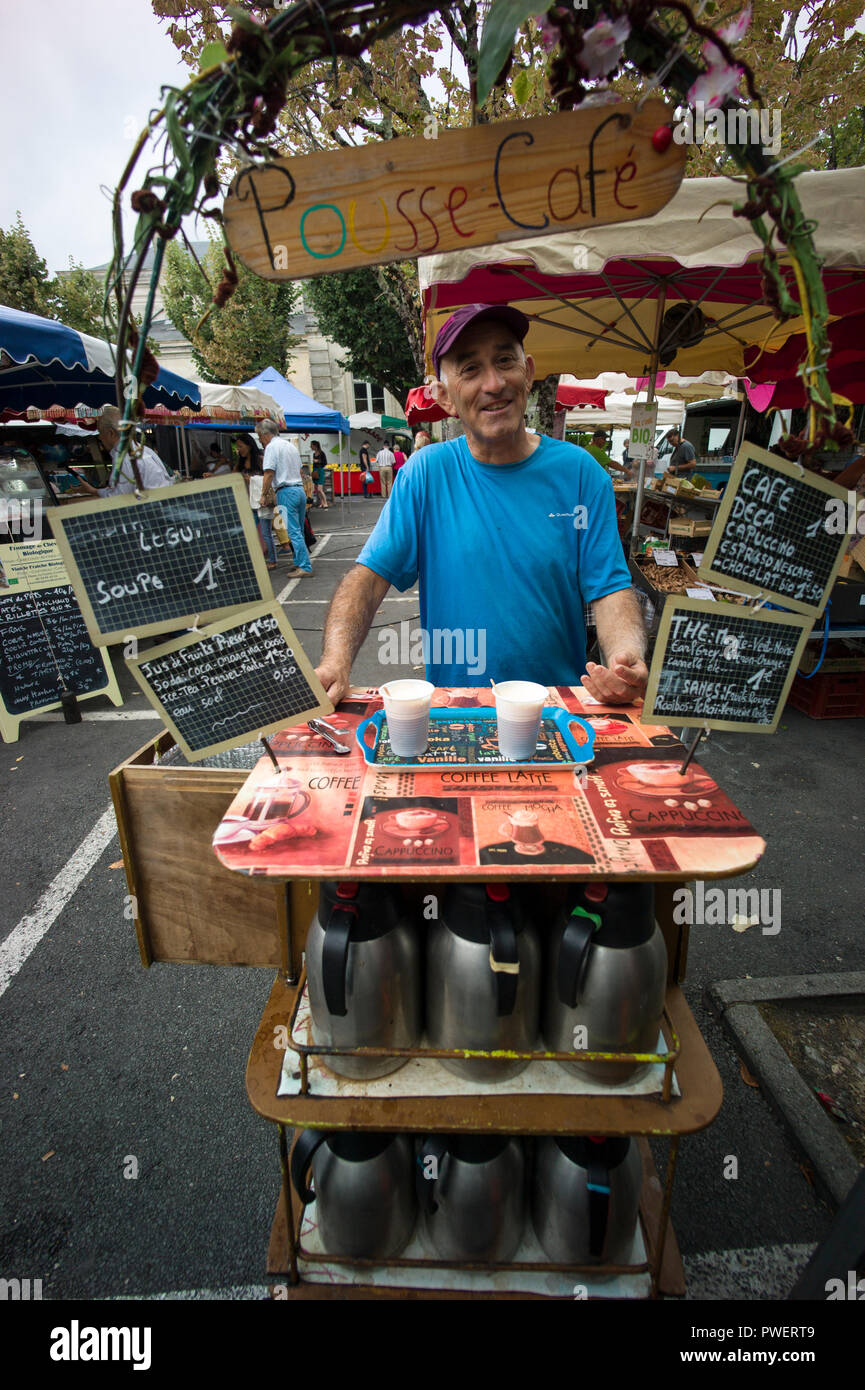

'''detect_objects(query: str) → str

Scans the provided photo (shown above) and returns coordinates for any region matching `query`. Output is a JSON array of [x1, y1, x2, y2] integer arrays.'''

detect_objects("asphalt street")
[[1, 493, 862, 1300]]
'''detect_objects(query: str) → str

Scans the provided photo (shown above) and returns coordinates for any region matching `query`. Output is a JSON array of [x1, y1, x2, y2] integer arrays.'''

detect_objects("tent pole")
[[732, 390, 747, 457], [339, 431, 345, 526], [178, 424, 191, 478], [630, 287, 667, 554]]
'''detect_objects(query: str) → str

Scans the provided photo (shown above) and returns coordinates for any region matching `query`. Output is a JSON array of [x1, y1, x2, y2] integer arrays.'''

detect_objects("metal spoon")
[[307, 718, 351, 754]]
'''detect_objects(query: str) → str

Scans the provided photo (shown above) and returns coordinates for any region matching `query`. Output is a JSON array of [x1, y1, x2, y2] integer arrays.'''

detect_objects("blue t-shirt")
[[357, 434, 631, 685]]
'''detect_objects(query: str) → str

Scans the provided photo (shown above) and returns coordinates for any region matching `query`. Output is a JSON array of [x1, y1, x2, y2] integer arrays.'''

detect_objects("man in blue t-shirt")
[[315, 304, 648, 705]]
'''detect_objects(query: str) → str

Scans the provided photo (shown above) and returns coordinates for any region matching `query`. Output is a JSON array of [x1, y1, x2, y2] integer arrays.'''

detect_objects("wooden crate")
[[669, 517, 713, 538]]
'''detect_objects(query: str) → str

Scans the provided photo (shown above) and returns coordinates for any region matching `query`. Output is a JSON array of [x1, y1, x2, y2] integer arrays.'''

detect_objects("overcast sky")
[[1, 0, 191, 273]]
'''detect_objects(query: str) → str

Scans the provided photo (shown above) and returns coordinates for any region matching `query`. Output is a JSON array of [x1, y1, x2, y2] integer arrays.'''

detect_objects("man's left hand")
[[581, 648, 648, 706]]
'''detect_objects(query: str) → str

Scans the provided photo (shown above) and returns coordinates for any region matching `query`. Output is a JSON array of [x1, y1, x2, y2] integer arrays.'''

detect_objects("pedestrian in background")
[[376, 440, 396, 499], [358, 441, 374, 499], [247, 448, 278, 569], [310, 439, 330, 509], [256, 420, 313, 577]]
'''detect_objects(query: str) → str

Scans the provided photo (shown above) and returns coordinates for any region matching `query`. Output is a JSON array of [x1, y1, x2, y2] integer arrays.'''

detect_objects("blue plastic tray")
[[355, 706, 595, 770]]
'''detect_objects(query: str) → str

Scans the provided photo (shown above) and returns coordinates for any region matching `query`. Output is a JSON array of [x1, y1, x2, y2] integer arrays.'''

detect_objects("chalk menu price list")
[[642, 597, 812, 734], [699, 443, 849, 617], [47, 477, 271, 644], [0, 585, 109, 716], [127, 601, 333, 761]]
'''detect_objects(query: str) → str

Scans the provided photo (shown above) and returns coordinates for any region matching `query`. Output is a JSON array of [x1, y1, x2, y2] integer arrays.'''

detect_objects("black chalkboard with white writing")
[[700, 444, 848, 617], [48, 477, 270, 644], [126, 601, 332, 760], [0, 585, 110, 716], [642, 597, 812, 734]]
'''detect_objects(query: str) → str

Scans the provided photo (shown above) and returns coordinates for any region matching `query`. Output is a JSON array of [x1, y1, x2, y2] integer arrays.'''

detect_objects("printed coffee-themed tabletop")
[[211, 686, 765, 880]]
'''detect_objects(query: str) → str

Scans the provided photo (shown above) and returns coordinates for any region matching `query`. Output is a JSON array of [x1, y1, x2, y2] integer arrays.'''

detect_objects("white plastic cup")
[[493, 680, 548, 760], [380, 679, 435, 756]]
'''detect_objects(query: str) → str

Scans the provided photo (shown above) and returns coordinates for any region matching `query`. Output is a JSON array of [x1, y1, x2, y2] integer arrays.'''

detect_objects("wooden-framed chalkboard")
[[699, 443, 849, 617], [47, 476, 271, 645], [0, 541, 122, 743], [126, 600, 333, 761], [641, 596, 812, 734]]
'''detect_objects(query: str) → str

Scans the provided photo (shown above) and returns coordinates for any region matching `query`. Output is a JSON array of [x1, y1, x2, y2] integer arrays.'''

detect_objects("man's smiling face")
[[437, 321, 535, 454]]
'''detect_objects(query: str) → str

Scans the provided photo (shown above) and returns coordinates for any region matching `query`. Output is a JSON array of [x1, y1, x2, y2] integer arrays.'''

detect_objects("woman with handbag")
[[248, 446, 278, 569], [358, 442, 373, 499]]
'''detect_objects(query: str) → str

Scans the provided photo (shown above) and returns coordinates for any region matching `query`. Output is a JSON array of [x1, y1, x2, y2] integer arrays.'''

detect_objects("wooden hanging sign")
[[126, 601, 332, 762], [641, 597, 812, 734], [223, 101, 685, 280], [698, 442, 850, 617], [47, 476, 271, 645]]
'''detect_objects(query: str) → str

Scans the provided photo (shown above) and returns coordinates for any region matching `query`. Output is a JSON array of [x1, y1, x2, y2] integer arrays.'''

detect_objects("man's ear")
[[524, 352, 536, 393], [429, 377, 459, 419]]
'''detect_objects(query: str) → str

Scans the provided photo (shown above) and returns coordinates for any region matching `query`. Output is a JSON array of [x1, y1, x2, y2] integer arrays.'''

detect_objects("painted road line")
[[0, 805, 118, 1000], [275, 532, 333, 602]]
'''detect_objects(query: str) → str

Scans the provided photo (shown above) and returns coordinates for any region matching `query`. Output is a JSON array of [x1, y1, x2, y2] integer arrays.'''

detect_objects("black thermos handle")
[[322, 903, 356, 1016], [587, 1153, 612, 1259], [417, 1136, 449, 1214], [488, 904, 519, 1016], [556, 913, 595, 1008], [290, 1129, 328, 1205]]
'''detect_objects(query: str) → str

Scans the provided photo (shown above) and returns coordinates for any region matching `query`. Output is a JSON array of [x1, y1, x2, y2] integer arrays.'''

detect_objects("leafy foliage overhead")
[[306, 266, 421, 404], [0, 214, 105, 336], [161, 238, 300, 382]]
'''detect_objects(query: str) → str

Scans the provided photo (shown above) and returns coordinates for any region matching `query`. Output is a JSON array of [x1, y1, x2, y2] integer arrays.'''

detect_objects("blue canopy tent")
[[242, 366, 353, 515], [0, 306, 201, 415], [241, 367, 349, 434]]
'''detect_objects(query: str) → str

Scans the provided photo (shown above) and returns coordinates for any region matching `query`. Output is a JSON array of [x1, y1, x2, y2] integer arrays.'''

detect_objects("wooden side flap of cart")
[[109, 731, 319, 971]]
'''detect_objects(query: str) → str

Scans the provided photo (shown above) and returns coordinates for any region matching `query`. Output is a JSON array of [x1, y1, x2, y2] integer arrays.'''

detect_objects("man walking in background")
[[256, 420, 313, 577], [376, 440, 396, 499]]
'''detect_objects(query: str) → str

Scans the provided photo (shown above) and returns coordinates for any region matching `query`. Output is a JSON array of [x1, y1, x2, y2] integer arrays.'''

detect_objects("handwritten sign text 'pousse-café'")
[[224, 102, 685, 280]]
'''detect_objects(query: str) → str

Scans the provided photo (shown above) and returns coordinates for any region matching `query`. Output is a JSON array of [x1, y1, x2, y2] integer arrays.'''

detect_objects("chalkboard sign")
[[0, 580, 119, 743], [47, 476, 271, 644], [642, 597, 812, 734], [700, 444, 849, 617], [126, 600, 333, 761]]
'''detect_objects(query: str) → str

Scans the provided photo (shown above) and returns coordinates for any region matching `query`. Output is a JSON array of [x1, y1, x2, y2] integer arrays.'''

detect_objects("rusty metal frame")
[[282, 1132, 684, 1297], [284, 966, 680, 1103]]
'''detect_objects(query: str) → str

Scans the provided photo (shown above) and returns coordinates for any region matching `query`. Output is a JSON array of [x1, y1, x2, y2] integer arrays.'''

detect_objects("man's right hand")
[[315, 660, 351, 708]]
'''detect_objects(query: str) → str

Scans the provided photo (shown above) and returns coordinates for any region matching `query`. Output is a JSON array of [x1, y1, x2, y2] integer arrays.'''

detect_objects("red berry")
[[652, 125, 673, 154]]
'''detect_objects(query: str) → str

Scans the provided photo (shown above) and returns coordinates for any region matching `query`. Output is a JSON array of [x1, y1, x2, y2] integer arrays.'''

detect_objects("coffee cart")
[[111, 686, 764, 1299]]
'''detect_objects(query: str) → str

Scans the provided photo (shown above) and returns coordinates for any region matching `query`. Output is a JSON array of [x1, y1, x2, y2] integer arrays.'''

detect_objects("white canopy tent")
[[196, 382, 284, 419], [560, 371, 740, 402], [565, 392, 685, 430]]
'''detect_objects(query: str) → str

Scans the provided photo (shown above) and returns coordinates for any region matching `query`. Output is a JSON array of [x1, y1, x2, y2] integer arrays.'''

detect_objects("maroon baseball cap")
[[432, 304, 530, 378]]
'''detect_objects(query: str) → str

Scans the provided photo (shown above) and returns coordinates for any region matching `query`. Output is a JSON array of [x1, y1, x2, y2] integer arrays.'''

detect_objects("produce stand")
[[123, 682, 763, 1301], [330, 469, 381, 497]]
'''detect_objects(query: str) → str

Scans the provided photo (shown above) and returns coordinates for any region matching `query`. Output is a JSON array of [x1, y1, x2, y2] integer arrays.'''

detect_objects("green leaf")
[[513, 68, 531, 105], [477, 0, 553, 106], [200, 41, 229, 70]]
